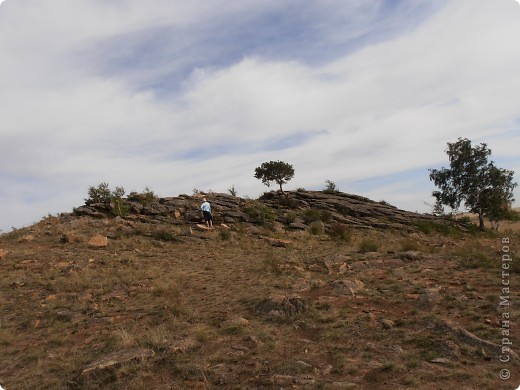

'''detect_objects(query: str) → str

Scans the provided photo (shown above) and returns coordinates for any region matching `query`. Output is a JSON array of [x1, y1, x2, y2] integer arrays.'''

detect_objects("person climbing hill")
[[200, 198, 213, 228]]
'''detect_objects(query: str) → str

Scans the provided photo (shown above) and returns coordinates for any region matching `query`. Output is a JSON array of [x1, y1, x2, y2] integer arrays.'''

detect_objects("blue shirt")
[[200, 201, 211, 212]]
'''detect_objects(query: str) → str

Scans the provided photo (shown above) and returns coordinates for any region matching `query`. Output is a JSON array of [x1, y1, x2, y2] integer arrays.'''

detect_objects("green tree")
[[85, 182, 111, 205], [429, 138, 517, 230], [254, 160, 295, 196]]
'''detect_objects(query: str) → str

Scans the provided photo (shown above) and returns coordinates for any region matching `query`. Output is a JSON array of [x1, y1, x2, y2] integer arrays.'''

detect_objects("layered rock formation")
[[73, 190, 455, 232]]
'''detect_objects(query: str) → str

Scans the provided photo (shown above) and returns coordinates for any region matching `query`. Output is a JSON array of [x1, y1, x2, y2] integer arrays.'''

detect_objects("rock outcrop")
[[72, 190, 461, 233]]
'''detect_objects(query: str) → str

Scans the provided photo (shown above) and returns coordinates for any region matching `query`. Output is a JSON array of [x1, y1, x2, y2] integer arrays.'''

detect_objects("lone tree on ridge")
[[254, 160, 295, 197], [429, 138, 517, 231]]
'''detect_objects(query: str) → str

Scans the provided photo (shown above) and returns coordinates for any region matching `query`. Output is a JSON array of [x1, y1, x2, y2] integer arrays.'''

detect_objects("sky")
[[1, 0, 520, 232]]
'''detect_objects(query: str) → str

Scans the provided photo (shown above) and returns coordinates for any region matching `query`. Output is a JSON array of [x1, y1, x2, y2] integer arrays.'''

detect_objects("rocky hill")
[[0, 190, 517, 389], [72, 190, 454, 233]]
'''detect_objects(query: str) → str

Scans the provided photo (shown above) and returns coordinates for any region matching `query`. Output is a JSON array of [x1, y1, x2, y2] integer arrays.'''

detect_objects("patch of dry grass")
[[0, 217, 518, 389]]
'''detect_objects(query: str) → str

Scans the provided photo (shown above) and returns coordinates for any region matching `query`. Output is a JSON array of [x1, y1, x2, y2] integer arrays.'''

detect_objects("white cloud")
[[0, 0, 519, 232]]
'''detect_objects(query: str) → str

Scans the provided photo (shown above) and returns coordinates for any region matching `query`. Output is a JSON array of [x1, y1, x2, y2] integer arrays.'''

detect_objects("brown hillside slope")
[[0, 191, 518, 389]]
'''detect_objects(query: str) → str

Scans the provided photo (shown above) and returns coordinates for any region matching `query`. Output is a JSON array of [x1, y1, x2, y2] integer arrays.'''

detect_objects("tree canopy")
[[254, 160, 295, 196], [429, 138, 517, 230]]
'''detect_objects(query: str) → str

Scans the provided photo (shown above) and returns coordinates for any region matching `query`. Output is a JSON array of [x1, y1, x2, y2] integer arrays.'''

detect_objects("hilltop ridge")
[[71, 189, 458, 234]]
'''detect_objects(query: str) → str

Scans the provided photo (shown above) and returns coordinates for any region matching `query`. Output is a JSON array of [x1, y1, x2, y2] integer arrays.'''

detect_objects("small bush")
[[152, 229, 176, 242], [359, 239, 379, 253], [327, 222, 352, 242], [415, 220, 461, 237], [308, 221, 325, 235], [227, 184, 237, 197], [400, 238, 419, 252], [323, 180, 338, 194], [302, 208, 332, 223], [244, 200, 276, 227], [285, 211, 297, 224], [219, 229, 232, 241]]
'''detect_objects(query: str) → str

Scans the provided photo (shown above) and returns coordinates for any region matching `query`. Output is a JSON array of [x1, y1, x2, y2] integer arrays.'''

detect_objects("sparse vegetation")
[[1, 189, 518, 389], [244, 199, 276, 227], [358, 238, 379, 252], [323, 180, 338, 194], [327, 222, 352, 242]]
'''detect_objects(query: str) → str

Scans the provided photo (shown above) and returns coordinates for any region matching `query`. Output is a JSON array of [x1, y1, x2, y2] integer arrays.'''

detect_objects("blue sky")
[[0, 0, 519, 232]]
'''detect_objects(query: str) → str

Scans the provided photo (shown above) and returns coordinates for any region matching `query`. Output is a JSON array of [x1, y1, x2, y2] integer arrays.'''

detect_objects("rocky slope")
[[72, 190, 452, 233], [0, 190, 516, 389]]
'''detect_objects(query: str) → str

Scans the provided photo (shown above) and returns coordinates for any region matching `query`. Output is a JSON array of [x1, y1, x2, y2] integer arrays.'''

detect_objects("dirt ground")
[[0, 214, 518, 389]]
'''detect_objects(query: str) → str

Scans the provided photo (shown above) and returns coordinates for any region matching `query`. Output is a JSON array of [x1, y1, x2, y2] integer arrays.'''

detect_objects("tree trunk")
[[478, 213, 485, 231], [279, 183, 287, 198]]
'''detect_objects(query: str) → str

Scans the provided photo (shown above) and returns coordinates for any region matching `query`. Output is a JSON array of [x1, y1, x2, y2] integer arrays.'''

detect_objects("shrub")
[[308, 221, 325, 235], [359, 238, 379, 253], [152, 229, 176, 242], [219, 229, 232, 241], [327, 222, 352, 242], [285, 211, 297, 224], [244, 200, 276, 227], [400, 238, 419, 252], [415, 220, 461, 237], [227, 185, 237, 197], [85, 182, 111, 205], [323, 180, 338, 194], [303, 208, 332, 223]]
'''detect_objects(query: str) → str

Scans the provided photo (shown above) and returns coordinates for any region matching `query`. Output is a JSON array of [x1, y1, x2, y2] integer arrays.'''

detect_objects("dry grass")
[[0, 215, 518, 389]]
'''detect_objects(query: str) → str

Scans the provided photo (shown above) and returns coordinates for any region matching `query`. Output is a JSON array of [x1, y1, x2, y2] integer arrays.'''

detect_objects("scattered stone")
[[55, 309, 76, 322], [80, 348, 155, 377], [400, 250, 422, 260], [429, 358, 452, 365], [0, 249, 8, 259], [255, 295, 307, 317], [20, 234, 35, 242], [60, 232, 84, 243], [289, 221, 307, 230], [294, 360, 313, 372], [170, 337, 198, 353], [338, 263, 350, 274], [243, 335, 263, 348], [295, 376, 315, 385], [266, 237, 291, 248], [331, 382, 358, 388], [379, 318, 395, 329], [291, 278, 312, 293], [245, 226, 262, 235], [330, 279, 365, 296], [435, 319, 519, 359], [88, 235, 108, 247], [388, 345, 404, 353], [222, 316, 250, 328], [321, 364, 333, 375], [439, 340, 461, 358], [271, 374, 295, 385]]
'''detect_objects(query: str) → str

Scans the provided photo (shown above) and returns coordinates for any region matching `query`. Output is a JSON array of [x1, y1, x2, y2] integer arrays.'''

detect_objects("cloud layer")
[[1, 0, 519, 231]]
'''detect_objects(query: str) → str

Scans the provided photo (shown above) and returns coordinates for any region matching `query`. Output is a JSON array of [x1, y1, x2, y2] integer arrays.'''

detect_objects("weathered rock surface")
[[71, 190, 459, 233]]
